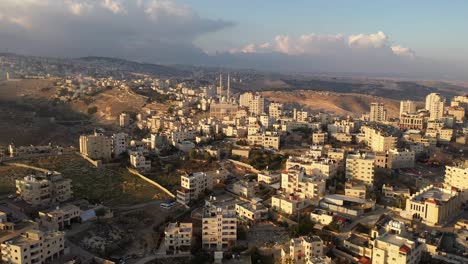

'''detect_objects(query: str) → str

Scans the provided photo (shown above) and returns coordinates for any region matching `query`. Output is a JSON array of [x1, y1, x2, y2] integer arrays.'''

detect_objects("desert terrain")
[[261, 90, 411, 117]]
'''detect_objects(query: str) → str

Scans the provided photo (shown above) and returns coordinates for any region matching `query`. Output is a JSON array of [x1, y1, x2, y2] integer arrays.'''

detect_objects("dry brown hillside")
[[261, 90, 404, 117], [0, 79, 164, 146]]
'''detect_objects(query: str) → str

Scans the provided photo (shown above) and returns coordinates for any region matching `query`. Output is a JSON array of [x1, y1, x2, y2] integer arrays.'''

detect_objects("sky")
[[0, 0, 467, 79]]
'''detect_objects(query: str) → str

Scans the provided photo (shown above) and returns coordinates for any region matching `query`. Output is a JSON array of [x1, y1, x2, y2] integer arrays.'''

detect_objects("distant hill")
[[256, 77, 467, 101], [76, 56, 190, 77]]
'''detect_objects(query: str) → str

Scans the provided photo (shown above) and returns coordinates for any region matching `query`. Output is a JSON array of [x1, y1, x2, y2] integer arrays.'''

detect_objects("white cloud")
[[101, 0, 125, 14], [348, 31, 388, 48], [277, 33, 344, 55], [241, 43, 257, 53], [391, 45, 416, 59], [231, 31, 416, 60], [144, 0, 192, 19], [66, 1, 93, 16]]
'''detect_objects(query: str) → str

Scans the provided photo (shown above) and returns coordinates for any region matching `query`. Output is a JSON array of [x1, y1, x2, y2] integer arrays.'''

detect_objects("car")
[[160, 203, 172, 209]]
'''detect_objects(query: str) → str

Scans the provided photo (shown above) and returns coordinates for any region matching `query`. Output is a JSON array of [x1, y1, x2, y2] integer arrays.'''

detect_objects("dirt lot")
[[70, 203, 185, 261], [246, 222, 289, 248]]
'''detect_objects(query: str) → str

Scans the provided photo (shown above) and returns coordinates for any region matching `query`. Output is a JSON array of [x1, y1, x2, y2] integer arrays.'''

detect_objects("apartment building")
[[271, 194, 306, 215], [177, 172, 213, 205], [312, 132, 328, 145], [239, 92, 253, 107], [1, 228, 66, 264], [369, 102, 387, 122], [371, 220, 423, 264], [399, 100, 417, 118], [425, 93, 446, 120], [293, 109, 309, 122], [209, 103, 238, 119], [168, 129, 197, 143], [202, 201, 237, 251], [382, 184, 411, 198], [235, 201, 268, 223], [280, 166, 326, 200], [232, 181, 256, 198], [444, 163, 468, 201], [387, 149, 415, 169], [269, 102, 283, 118], [326, 148, 347, 165], [376, 149, 415, 169], [79, 131, 112, 161], [327, 119, 358, 134], [119, 112, 130, 127], [164, 222, 192, 254], [257, 171, 281, 185], [247, 131, 280, 149], [345, 181, 367, 199], [16, 173, 72, 206], [249, 94, 265, 115], [446, 106, 465, 123], [361, 126, 398, 152], [404, 185, 462, 226], [281, 236, 324, 264], [345, 153, 375, 187], [112, 132, 129, 156], [129, 152, 151, 171], [310, 209, 334, 225], [38, 204, 81, 231], [286, 155, 338, 178]]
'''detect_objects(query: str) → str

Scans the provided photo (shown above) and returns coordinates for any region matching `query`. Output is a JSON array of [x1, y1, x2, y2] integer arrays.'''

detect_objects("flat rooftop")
[[411, 187, 456, 203]]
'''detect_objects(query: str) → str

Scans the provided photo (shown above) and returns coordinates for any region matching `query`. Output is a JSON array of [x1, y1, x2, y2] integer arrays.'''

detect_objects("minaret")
[[219, 74, 223, 97], [227, 73, 230, 100]]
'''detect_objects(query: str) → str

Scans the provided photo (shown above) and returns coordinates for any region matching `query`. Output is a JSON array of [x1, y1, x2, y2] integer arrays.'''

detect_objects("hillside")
[[0, 79, 163, 146], [261, 90, 405, 117]]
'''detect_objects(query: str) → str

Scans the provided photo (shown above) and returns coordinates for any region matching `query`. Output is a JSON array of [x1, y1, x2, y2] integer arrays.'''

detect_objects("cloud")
[[66, 0, 94, 16], [144, 0, 191, 19], [391, 45, 416, 59], [0, 0, 233, 64], [230, 31, 416, 59], [101, 0, 125, 14], [348, 31, 388, 48], [274, 34, 345, 55]]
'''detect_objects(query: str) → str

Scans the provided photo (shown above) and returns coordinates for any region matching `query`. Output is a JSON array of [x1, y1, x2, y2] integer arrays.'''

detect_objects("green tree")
[[87, 106, 98, 115]]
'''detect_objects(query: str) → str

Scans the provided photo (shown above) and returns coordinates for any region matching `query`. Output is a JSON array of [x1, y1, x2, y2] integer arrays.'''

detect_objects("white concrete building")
[[369, 102, 387, 122], [280, 166, 326, 200], [177, 172, 213, 205], [425, 93, 446, 120], [1, 228, 66, 264], [112, 132, 129, 156], [445, 162, 468, 201], [164, 222, 192, 254], [281, 236, 324, 264], [399, 100, 417, 118], [79, 131, 113, 161], [202, 201, 237, 251], [129, 152, 151, 171], [345, 153, 375, 187], [16, 173, 73, 206], [403, 185, 462, 226]]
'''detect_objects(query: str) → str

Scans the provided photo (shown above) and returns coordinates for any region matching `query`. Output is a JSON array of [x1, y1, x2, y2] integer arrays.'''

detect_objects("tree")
[[87, 106, 98, 115], [189, 149, 198, 160]]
